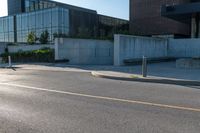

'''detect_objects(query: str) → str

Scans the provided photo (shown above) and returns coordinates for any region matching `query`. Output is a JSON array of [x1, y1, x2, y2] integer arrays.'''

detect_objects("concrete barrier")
[[8, 44, 54, 53], [55, 38, 113, 65], [114, 35, 168, 66], [168, 38, 200, 58], [1, 35, 200, 66]]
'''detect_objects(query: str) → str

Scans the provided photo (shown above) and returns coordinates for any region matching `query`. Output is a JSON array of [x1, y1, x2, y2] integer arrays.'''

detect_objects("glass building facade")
[[24, 0, 57, 13], [0, 16, 14, 42], [8, 0, 25, 16], [1, 0, 129, 43], [16, 7, 69, 42], [98, 15, 129, 38]]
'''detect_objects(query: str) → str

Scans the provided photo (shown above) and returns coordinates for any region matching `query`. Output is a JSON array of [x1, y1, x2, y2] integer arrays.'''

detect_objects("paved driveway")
[[0, 69, 200, 133]]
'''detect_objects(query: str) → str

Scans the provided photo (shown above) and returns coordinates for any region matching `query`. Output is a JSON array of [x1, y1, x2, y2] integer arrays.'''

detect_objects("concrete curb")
[[91, 71, 200, 86], [0, 66, 19, 69], [19, 67, 89, 73], [0, 64, 89, 72]]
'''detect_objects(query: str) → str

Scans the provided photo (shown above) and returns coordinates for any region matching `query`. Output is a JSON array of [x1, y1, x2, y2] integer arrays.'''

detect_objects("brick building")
[[130, 0, 191, 38]]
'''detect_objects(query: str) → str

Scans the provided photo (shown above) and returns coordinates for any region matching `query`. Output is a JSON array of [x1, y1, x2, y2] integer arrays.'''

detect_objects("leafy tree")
[[39, 30, 49, 44], [27, 32, 36, 45]]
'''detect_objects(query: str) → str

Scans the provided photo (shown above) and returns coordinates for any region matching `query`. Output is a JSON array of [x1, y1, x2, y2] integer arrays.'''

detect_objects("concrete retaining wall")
[[2, 36, 200, 66], [168, 39, 200, 58], [114, 35, 168, 66], [55, 38, 113, 65], [8, 44, 54, 53]]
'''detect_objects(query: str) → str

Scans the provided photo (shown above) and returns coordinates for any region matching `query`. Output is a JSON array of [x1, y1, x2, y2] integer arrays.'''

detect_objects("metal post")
[[191, 15, 197, 38], [8, 56, 12, 68], [142, 56, 147, 77]]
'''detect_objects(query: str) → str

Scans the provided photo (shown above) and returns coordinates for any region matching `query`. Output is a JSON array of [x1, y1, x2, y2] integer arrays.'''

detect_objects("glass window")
[[4, 33, 9, 42], [63, 9, 69, 28], [28, 12, 36, 29], [8, 32, 14, 42], [43, 9, 51, 28], [3, 18, 8, 33], [0, 33, 4, 42], [16, 15, 21, 31], [8, 17, 14, 32], [21, 14, 28, 30], [21, 30, 28, 42], [39, 2, 44, 9], [0, 18, 3, 33], [17, 31, 22, 42], [52, 28, 58, 35], [6, 7, 70, 43], [35, 10, 43, 29], [36, 29, 43, 38], [52, 8, 59, 27], [25, 0, 30, 12]]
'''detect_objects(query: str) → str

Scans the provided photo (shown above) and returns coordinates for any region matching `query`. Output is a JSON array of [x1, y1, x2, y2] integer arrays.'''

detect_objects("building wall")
[[16, 7, 69, 43], [2, 0, 129, 43], [55, 38, 113, 65], [8, 0, 25, 15], [98, 15, 129, 38], [24, 0, 57, 12], [0, 7, 70, 43], [114, 35, 168, 66], [130, 0, 190, 36], [69, 9, 98, 38]]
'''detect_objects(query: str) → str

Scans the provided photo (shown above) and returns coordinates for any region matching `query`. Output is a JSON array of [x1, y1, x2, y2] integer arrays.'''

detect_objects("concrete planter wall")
[[1, 35, 200, 66], [114, 35, 168, 66], [168, 38, 200, 58], [55, 38, 113, 65], [8, 44, 54, 53]]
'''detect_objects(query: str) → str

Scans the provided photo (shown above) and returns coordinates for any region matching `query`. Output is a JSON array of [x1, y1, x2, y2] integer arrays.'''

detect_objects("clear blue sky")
[[0, 0, 129, 20]]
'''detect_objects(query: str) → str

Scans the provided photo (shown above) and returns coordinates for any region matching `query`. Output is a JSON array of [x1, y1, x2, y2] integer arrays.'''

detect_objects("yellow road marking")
[[1, 82, 200, 112]]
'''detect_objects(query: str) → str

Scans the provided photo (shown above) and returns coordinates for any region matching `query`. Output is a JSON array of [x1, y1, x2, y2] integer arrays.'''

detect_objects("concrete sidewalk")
[[91, 71, 200, 86], [91, 62, 200, 85], [0, 63, 90, 72], [1, 62, 200, 85]]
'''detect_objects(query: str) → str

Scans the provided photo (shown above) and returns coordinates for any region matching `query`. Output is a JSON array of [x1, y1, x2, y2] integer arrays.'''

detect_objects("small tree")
[[27, 32, 36, 45], [39, 30, 49, 44]]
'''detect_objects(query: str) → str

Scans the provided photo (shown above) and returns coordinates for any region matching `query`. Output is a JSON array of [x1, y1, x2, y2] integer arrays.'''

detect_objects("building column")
[[191, 15, 197, 38]]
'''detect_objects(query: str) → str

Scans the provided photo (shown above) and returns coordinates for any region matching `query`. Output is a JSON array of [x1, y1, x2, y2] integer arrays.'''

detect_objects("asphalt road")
[[0, 68, 200, 133]]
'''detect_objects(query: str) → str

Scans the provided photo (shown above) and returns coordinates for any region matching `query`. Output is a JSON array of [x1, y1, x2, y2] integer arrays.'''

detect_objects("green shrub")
[[4, 48, 8, 53], [27, 32, 37, 45], [39, 30, 49, 44], [0, 48, 55, 63]]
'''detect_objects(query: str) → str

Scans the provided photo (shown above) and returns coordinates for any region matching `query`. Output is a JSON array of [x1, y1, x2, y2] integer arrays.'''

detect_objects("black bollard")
[[142, 56, 147, 77]]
